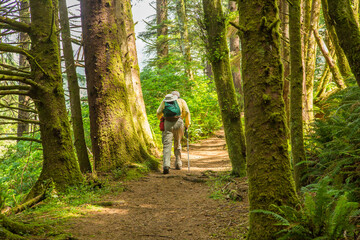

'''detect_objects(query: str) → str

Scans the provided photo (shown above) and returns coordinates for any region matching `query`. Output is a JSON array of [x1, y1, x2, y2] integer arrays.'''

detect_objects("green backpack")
[[163, 100, 181, 117]]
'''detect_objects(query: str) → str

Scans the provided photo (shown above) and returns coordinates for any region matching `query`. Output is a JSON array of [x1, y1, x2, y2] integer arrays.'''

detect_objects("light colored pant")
[[162, 118, 184, 168]]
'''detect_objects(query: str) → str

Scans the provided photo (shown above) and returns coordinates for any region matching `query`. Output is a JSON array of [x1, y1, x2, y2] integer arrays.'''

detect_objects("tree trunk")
[[176, 0, 193, 81], [17, 0, 31, 139], [279, 0, 290, 127], [80, 0, 159, 172], [304, 0, 321, 123], [59, 0, 92, 173], [121, 0, 158, 155], [322, 0, 352, 78], [313, 29, 346, 89], [26, 0, 83, 199], [290, 0, 307, 192], [327, 0, 360, 87], [229, 1, 242, 95], [238, 0, 298, 239], [203, 0, 246, 177], [156, 0, 168, 62]]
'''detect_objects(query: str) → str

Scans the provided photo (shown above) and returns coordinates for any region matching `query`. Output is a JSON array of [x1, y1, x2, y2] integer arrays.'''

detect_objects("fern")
[[252, 179, 358, 239]]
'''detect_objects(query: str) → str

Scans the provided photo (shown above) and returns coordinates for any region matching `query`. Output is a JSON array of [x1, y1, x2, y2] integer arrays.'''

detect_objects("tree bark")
[[80, 0, 159, 172], [238, 0, 298, 238], [156, 0, 168, 62], [59, 0, 92, 173], [313, 29, 346, 89], [327, 0, 360, 87], [321, 0, 352, 78], [304, 0, 321, 123], [176, 0, 193, 81], [290, 0, 307, 192], [279, 0, 290, 126], [203, 0, 246, 177], [122, 0, 158, 155], [229, 1, 242, 95], [26, 0, 83, 199]]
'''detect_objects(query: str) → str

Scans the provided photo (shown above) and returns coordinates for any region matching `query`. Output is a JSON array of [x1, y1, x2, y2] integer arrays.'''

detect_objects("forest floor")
[[63, 131, 249, 240]]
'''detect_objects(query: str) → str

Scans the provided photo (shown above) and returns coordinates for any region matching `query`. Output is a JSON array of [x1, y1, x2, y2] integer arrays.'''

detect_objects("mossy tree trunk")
[[290, 0, 307, 191], [157, 0, 168, 63], [229, 0, 242, 95], [59, 0, 92, 173], [327, 0, 360, 87], [322, 0, 352, 78], [279, 0, 290, 127], [121, 0, 158, 155], [27, 0, 83, 198], [238, 0, 299, 238], [80, 0, 159, 172], [203, 0, 246, 177]]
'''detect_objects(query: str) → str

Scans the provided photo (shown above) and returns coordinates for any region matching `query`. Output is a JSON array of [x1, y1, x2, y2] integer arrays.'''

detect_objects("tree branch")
[[229, 22, 246, 32], [0, 85, 31, 91], [0, 103, 37, 113], [0, 43, 29, 55], [0, 115, 39, 124], [0, 75, 39, 87], [0, 16, 31, 33], [0, 90, 30, 96], [0, 70, 31, 78], [0, 136, 41, 143]]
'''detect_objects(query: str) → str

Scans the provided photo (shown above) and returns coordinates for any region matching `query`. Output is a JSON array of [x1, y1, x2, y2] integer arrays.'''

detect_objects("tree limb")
[[0, 90, 29, 96], [0, 16, 31, 33], [0, 43, 29, 55], [229, 21, 246, 32], [0, 115, 39, 124], [0, 75, 39, 87], [0, 70, 31, 78], [0, 103, 37, 113], [0, 85, 31, 91], [0, 137, 41, 143]]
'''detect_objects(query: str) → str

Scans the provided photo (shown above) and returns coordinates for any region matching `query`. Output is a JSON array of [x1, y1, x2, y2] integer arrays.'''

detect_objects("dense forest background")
[[0, 0, 359, 239]]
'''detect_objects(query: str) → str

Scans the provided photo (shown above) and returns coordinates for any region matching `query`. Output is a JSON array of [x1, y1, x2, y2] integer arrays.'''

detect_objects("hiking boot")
[[175, 165, 182, 170], [163, 167, 169, 174]]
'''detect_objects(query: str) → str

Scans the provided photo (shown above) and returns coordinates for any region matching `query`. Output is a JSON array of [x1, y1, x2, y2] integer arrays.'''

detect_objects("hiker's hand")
[[185, 128, 188, 138]]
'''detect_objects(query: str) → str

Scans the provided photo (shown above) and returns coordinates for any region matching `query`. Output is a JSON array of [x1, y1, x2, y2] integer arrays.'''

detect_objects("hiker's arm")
[[183, 101, 191, 128], [156, 101, 165, 119]]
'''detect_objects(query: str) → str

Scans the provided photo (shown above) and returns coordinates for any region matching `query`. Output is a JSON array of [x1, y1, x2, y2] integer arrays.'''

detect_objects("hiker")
[[157, 91, 191, 174]]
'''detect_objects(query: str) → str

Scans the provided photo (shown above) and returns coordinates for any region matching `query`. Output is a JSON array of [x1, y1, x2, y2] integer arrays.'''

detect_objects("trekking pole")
[[185, 128, 190, 171]]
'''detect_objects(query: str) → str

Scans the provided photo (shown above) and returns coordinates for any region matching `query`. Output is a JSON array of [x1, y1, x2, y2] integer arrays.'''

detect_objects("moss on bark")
[[238, 0, 298, 238], [289, 0, 307, 191], [81, 0, 159, 172], [327, 0, 360, 87], [26, 0, 83, 199], [203, 0, 246, 177]]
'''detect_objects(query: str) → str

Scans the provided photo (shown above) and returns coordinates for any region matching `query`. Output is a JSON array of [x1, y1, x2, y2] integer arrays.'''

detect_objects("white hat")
[[171, 91, 180, 98], [164, 94, 178, 102]]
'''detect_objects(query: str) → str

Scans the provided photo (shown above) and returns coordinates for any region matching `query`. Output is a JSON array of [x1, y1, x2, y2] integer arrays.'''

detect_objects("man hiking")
[[157, 91, 191, 174]]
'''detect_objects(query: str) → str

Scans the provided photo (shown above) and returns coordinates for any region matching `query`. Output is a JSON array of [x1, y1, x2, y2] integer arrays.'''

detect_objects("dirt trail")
[[65, 131, 249, 240]]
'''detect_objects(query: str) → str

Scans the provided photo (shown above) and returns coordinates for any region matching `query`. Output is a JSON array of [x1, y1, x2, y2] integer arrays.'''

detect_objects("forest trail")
[[64, 131, 249, 239]]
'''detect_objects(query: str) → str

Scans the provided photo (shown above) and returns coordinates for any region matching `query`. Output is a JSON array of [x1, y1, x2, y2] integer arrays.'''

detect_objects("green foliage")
[[141, 62, 222, 145], [0, 138, 43, 207], [207, 171, 243, 201], [252, 178, 359, 240], [307, 86, 360, 201]]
